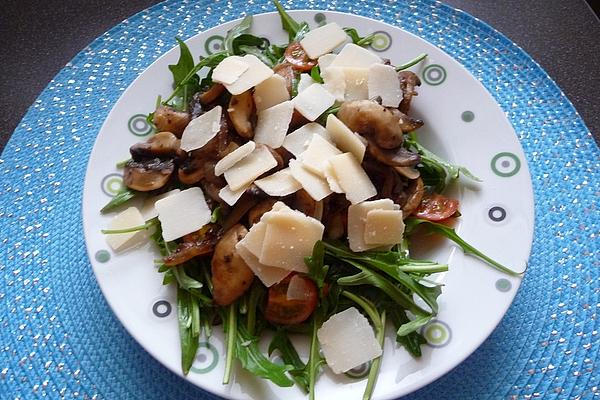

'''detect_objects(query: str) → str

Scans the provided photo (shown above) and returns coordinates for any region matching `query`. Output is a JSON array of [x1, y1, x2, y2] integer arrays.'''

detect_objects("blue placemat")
[[1, 0, 598, 399]]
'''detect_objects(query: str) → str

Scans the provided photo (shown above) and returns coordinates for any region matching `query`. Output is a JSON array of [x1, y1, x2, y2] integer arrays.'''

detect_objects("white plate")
[[82, 10, 534, 400]]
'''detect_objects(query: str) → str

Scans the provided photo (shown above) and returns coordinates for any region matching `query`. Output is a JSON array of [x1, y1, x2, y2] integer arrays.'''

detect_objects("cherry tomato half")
[[265, 274, 318, 325], [273, 62, 295, 94], [284, 42, 317, 72], [413, 193, 460, 221]]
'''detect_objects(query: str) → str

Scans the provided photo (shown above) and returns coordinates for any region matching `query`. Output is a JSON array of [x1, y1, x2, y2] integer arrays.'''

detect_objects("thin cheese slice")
[[224, 54, 274, 95], [287, 275, 312, 301], [155, 187, 211, 242], [105, 207, 147, 252], [140, 189, 180, 220], [297, 73, 317, 93], [328, 153, 376, 204], [214, 141, 256, 176], [223, 145, 278, 190], [364, 209, 405, 245], [328, 43, 382, 69], [342, 67, 369, 101], [241, 220, 268, 258], [212, 56, 250, 85], [347, 199, 397, 252], [326, 114, 366, 162], [180, 106, 222, 152], [254, 101, 294, 148], [259, 212, 324, 272], [323, 162, 344, 193], [254, 168, 302, 197], [253, 74, 290, 111], [289, 159, 332, 201], [321, 67, 346, 102], [236, 242, 291, 287], [292, 83, 335, 122], [300, 134, 342, 176], [318, 54, 337, 71], [317, 307, 382, 374], [299, 22, 347, 59], [218, 184, 249, 206], [368, 64, 401, 107], [283, 123, 330, 157]]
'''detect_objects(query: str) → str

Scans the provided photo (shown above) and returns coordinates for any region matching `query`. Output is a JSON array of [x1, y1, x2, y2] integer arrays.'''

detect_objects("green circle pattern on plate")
[[128, 114, 153, 136], [344, 361, 371, 379], [94, 250, 110, 263], [422, 64, 447, 86], [190, 342, 219, 374], [101, 173, 124, 196], [461, 111, 475, 122], [496, 278, 512, 292], [369, 31, 392, 52], [422, 320, 451, 348], [490, 152, 522, 177], [314, 12, 327, 25], [204, 35, 225, 55]]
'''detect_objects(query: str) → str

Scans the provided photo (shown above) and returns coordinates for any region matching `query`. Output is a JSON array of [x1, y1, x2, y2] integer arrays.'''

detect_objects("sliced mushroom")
[[228, 90, 255, 139], [388, 108, 424, 132], [248, 198, 278, 226], [395, 166, 420, 180], [222, 186, 265, 231], [398, 71, 421, 114], [123, 158, 174, 191], [199, 83, 225, 106], [401, 177, 425, 217], [163, 224, 223, 266], [367, 140, 421, 167], [129, 131, 182, 159], [211, 224, 255, 306], [337, 100, 404, 149], [273, 62, 294, 94], [323, 194, 349, 240], [152, 105, 191, 138]]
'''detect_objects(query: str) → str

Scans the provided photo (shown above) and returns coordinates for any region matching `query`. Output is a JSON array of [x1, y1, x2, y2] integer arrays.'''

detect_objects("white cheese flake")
[[223, 145, 278, 190], [342, 67, 369, 101], [282, 123, 330, 157], [297, 73, 317, 93], [328, 43, 382, 69], [326, 114, 366, 162], [254, 101, 294, 148], [224, 54, 274, 95], [253, 74, 290, 111], [289, 159, 333, 201], [300, 134, 342, 176], [364, 209, 405, 245], [155, 187, 211, 242], [254, 168, 302, 197], [328, 153, 376, 204], [299, 22, 347, 59], [105, 207, 148, 252], [218, 184, 249, 206], [368, 64, 402, 107], [318, 53, 337, 71], [323, 162, 344, 193], [214, 141, 256, 176], [321, 67, 346, 102], [140, 189, 180, 220], [212, 56, 250, 85], [292, 83, 335, 122], [180, 106, 222, 152], [347, 199, 398, 252], [317, 307, 382, 374], [235, 242, 291, 287]]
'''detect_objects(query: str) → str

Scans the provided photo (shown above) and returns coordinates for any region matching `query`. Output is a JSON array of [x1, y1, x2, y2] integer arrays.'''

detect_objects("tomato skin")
[[265, 274, 318, 325], [284, 42, 317, 72], [413, 193, 459, 221], [273, 62, 295, 94]]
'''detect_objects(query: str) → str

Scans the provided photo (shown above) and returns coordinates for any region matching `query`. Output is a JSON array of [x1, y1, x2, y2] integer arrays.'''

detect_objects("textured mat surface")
[[1, 0, 598, 399]]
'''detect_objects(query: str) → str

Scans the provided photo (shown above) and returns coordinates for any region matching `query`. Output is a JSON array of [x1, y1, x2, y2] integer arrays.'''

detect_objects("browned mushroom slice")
[[163, 224, 223, 266], [366, 140, 421, 167], [388, 108, 424, 132], [247, 198, 278, 226], [152, 105, 191, 138], [273, 62, 294, 94], [398, 71, 421, 114], [323, 194, 349, 240], [400, 177, 425, 217], [211, 224, 255, 305], [222, 186, 265, 231], [228, 90, 255, 139], [292, 189, 318, 218], [129, 131, 181, 159], [177, 150, 206, 185], [199, 83, 225, 105], [123, 158, 174, 191]]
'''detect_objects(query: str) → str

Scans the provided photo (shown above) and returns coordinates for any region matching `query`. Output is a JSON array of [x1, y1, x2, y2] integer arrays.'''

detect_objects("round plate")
[[82, 10, 534, 400]]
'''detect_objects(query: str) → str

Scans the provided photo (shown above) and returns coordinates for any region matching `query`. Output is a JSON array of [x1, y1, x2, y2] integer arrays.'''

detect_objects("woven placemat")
[[1, 0, 598, 398]]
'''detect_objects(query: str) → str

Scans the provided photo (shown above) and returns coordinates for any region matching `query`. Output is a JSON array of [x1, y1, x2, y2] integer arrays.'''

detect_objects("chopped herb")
[[395, 53, 428, 71], [343, 27, 376, 47], [100, 187, 139, 213]]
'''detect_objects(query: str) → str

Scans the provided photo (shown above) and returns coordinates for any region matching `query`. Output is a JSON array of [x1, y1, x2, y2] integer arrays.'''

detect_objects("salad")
[[100, 2, 519, 399]]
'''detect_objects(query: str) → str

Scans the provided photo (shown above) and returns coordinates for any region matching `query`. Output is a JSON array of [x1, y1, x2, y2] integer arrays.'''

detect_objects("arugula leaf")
[[101, 217, 158, 235], [307, 314, 325, 400], [224, 15, 253, 54], [343, 27, 376, 47], [395, 53, 428, 71], [149, 221, 177, 257], [100, 187, 139, 213], [317, 104, 340, 124], [305, 241, 328, 294], [246, 281, 266, 335], [167, 38, 201, 110], [223, 303, 237, 384], [177, 288, 200, 375], [309, 65, 323, 84], [405, 218, 522, 276], [272, 0, 309, 41], [237, 45, 275, 67], [232, 33, 265, 53], [387, 307, 427, 356], [268, 330, 309, 392]]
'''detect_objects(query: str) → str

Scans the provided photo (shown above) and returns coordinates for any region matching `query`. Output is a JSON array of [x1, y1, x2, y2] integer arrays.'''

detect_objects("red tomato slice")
[[413, 193, 460, 221], [265, 274, 318, 325], [284, 42, 317, 72]]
